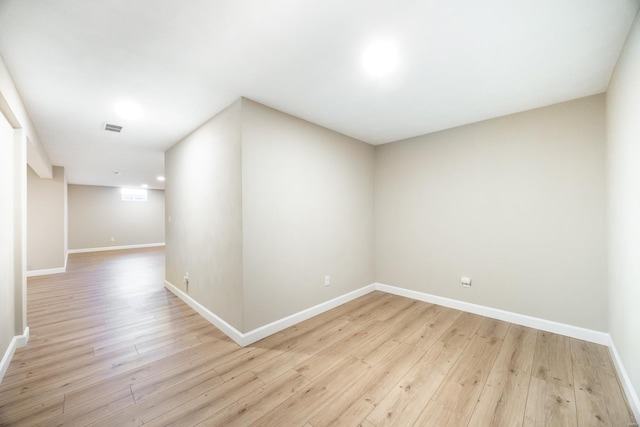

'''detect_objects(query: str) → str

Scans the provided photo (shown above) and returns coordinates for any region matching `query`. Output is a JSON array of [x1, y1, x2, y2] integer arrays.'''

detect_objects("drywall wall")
[[68, 184, 165, 250], [607, 9, 640, 409], [68, 184, 165, 251], [12, 129, 26, 338], [165, 100, 244, 331], [0, 57, 30, 378], [241, 99, 375, 331], [0, 110, 16, 364], [27, 165, 66, 271], [375, 94, 607, 331]]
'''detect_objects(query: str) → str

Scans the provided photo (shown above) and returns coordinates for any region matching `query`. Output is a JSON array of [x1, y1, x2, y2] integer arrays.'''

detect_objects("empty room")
[[1, 0, 639, 425]]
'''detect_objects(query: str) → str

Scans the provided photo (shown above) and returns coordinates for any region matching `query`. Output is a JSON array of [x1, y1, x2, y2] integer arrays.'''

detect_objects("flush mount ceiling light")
[[114, 100, 143, 120], [362, 40, 399, 78], [157, 176, 165, 182], [141, 184, 149, 188]]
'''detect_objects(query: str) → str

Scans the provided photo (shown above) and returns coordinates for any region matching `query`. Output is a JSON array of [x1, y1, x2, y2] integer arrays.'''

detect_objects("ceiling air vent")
[[104, 123, 123, 133]]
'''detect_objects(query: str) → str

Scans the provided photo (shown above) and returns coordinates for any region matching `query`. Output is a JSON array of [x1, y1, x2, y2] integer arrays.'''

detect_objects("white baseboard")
[[68, 243, 165, 254], [0, 327, 29, 383], [163, 278, 636, 419], [164, 280, 245, 346], [27, 266, 66, 277], [374, 283, 610, 345], [242, 284, 376, 346], [607, 336, 640, 423], [165, 280, 610, 346], [164, 280, 377, 347], [30, 246, 164, 275]]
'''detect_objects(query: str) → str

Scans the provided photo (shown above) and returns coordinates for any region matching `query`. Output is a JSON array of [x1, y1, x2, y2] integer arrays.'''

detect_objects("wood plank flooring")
[[0, 248, 635, 426]]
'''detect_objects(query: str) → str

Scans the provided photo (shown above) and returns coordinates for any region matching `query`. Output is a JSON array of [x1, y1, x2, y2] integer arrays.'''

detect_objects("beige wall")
[[241, 99, 375, 331], [27, 165, 66, 271], [12, 129, 27, 338], [0, 110, 16, 363], [0, 57, 30, 378], [165, 100, 244, 331], [68, 184, 165, 250], [375, 94, 607, 331], [607, 10, 640, 407], [165, 98, 375, 333]]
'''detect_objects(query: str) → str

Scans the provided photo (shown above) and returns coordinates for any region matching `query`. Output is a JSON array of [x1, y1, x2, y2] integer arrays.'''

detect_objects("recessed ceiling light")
[[157, 176, 165, 182], [141, 184, 149, 188], [362, 40, 399, 77], [114, 100, 143, 120]]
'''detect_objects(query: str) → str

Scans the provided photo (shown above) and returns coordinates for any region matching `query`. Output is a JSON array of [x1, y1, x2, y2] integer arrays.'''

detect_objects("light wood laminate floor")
[[0, 248, 635, 426]]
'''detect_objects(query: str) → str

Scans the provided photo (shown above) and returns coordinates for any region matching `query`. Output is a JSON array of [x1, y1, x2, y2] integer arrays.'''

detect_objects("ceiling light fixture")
[[157, 176, 165, 182], [114, 100, 143, 120], [362, 40, 399, 78], [141, 184, 149, 188]]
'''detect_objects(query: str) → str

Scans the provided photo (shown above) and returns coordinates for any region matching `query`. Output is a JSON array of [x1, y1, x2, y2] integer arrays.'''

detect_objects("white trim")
[[164, 277, 638, 417], [27, 266, 66, 277], [165, 280, 610, 346], [0, 327, 29, 383], [165, 278, 638, 418], [379, 282, 637, 420], [164, 280, 244, 346], [68, 243, 165, 254], [164, 280, 377, 347], [26, 250, 70, 277], [242, 284, 376, 346], [374, 283, 610, 345], [607, 336, 640, 423]]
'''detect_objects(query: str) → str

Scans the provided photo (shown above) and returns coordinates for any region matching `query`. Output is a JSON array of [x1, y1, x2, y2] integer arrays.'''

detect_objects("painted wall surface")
[[375, 94, 607, 331], [13, 129, 26, 335], [0, 110, 16, 361], [607, 10, 640, 406], [165, 100, 244, 331], [0, 57, 31, 372], [27, 165, 66, 271], [68, 184, 165, 251], [241, 99, 375, 331]]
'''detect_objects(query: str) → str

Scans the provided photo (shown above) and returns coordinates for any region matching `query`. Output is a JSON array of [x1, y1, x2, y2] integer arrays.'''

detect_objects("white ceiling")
[[0, 0, 638, 189]]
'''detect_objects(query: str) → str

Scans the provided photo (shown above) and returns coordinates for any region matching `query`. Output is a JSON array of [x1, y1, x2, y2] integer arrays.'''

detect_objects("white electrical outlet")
[[461, 277, 471, 287], [110, 237, 115, 242], [324, 275, 330, 287]]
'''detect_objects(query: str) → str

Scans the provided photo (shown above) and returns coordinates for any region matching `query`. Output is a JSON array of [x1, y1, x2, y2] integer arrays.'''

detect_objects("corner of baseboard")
[[164, 280, 378, 347], [373, 282, 638, 420], [607, 336, 640, 423], [163, 279, 245, 346], [16, 327, 29, 348], [0, 327, 30, 383]]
